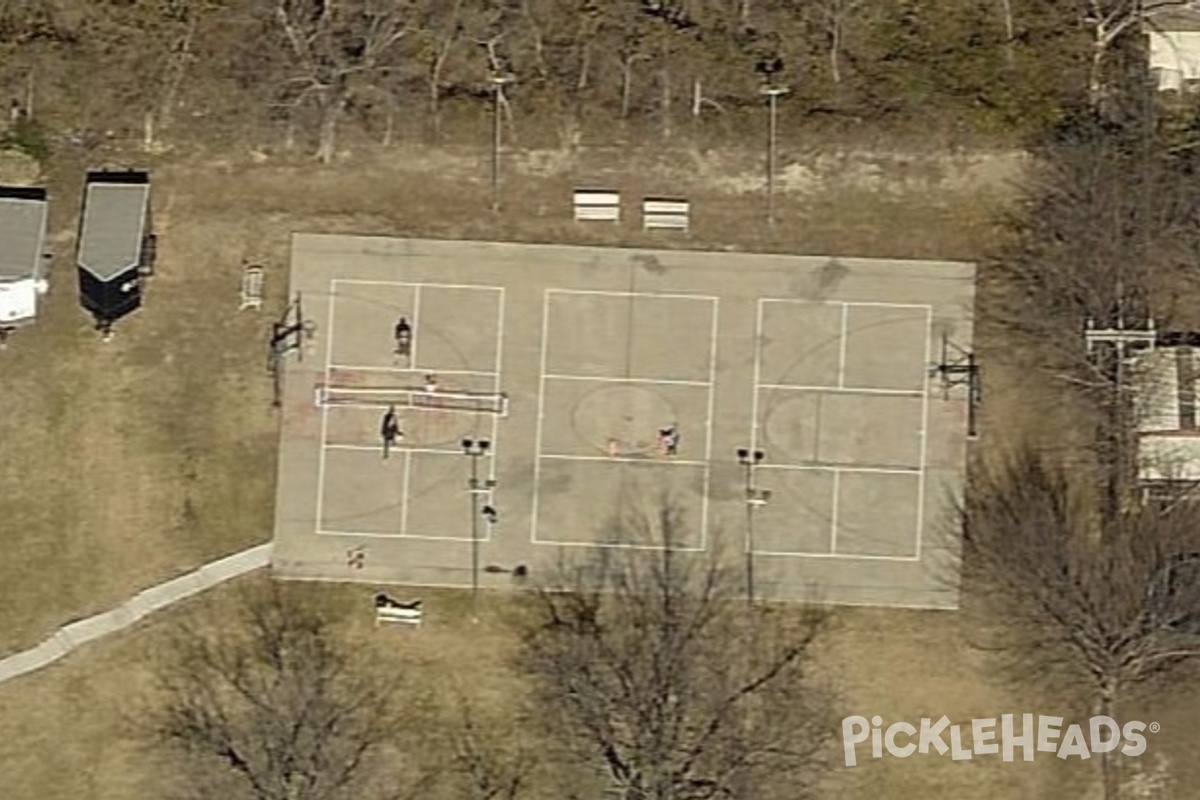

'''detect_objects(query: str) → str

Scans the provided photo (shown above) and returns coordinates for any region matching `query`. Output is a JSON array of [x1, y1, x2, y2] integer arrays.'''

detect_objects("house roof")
[[1149, 7, 1200, 33], [77, 171, 149, 281], [1133, 346, 1200, 482], [0, 185, 47, 282]]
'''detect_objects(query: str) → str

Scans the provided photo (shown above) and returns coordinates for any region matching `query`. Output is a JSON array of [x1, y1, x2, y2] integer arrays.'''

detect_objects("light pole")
[[760, 85, 788, 228], [462, 437, 495, 619], [737, 448, 769, 605], [489, 72, 515, 213]]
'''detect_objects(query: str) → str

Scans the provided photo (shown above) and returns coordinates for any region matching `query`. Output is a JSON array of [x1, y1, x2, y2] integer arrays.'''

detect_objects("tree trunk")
[[660, 50, 671, 140], [1000, 0, 1014, 67], [315, 91, 343, 164], [383, 103, 394, 146], [830, 18, 842, 84], [1090, 38, 1107, 108], [621, 56, 635, 119], [1094, 687, 1120, 800], [429, 36, 454, 140]]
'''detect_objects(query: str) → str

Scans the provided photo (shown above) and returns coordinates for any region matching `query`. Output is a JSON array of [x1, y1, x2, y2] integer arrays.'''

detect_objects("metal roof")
[[0, 186, 47, 281], [77, 173, 149, 281]]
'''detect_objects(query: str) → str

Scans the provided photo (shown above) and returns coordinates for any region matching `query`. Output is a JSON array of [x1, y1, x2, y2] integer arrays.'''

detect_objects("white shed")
[[0, 185, 49, 331]]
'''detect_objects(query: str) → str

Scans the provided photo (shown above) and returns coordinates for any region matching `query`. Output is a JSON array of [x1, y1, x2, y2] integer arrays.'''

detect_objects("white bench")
[[375, 606, 422, 627], [573, 189, 621, 222], [240, 264, 264, 310], [642, 197, 690, 232]]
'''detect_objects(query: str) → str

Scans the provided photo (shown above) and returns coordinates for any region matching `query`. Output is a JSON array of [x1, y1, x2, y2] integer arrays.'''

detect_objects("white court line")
[[326, 444, 473, 457], [529, 290, 552, 544], [838, 303, 849, 388], [547, 287, 720, 302], [829, 469, 841, 554], [757, 463, 922, 476], [333, 278, 505, 293], [314, 282, 338, 533], [913, 307, 933, 560], [542, 374, 712, 387], [750, 299, 764, 456], [410, 284, 422, 367], [530, 537, 706, 552], [398, 449, 413, 536], [329, 364, 497, 378], [539, 453, 708, 467], [700, 298, 719, 550], [758, 297, 932, 311], [316, 529, 484, 543], [486, 287, 505, 488], [755, 383, 923, 397], [752, 548, 919, 562]]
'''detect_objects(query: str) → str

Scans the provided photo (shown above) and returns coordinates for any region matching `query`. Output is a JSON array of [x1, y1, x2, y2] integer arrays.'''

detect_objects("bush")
[[1, 117, 52, 164]]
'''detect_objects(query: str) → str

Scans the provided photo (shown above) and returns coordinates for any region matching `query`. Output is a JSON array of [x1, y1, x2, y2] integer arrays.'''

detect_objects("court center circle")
[[572, 385, 676, 457]]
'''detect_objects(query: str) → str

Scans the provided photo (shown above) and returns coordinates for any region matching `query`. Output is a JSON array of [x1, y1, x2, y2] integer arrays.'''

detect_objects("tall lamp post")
[[760, 85, 789, 228], [489, 72, 516, 213], [462, 437, 495, 619], [737, 448, 769, 605]]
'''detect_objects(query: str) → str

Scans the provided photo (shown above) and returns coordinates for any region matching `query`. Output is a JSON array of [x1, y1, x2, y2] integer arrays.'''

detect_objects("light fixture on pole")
[[462, 437, 495, 619], [488, 72, 516, 213], [759, 85, 789, 228], [737, 447, 769, 605]]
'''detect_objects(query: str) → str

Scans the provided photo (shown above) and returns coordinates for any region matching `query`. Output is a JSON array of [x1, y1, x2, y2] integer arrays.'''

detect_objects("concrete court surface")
[[271, 234, 976, 608]]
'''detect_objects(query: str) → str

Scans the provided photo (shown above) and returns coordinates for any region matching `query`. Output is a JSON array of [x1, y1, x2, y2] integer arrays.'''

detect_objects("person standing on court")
[[380, 405, 403, 458], [394, 316, 413, 361], [659, 424, 679, 456]]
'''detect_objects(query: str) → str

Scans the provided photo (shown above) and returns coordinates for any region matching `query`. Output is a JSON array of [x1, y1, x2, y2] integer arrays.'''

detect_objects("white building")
[[0, 185, 49, 336], [1149, 8, 1200, 92], [1133, 345, 1200, 486]]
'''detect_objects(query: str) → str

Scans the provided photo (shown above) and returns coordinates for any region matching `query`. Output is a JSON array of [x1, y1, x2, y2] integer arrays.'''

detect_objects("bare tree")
[[146, 582, 414, 800], [450, 697, 535, 800], [273, 0, 413, 163], [517, 502, 834, 800], [992, 116, 1200, 491], [1080, 0, 1189, 106], [960, 446, 1200, 799]]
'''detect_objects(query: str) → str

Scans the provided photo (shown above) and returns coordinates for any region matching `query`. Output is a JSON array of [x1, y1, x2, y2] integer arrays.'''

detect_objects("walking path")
[[0, 543, 272, 685]]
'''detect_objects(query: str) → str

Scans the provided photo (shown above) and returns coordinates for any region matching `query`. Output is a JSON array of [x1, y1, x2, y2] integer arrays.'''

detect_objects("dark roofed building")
[[0, 185, 49, 333], [76, 170, 153, 334]]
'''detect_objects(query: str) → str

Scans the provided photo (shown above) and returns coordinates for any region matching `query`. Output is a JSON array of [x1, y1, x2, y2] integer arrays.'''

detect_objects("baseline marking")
[[399, 449, 413, 536], [829, 469, 841, 554], [410, 284, 422, 367], [547, 288, 720, 302], [325, 444, 478, 457], [700, 297, 719, 549], [539, 453, 708, 468], [316, 529, 484, 543], [750, 299, 765, 457], [542, 374, 711, 387], [530, 290, 552, 544], [333, 279, 505, 293], [329, 365, 497, 378], [757, 463, 921, 476], [532, 538, 706, 553], [756, 383, 922, 397], [752, 549, 920, 562], [758, 297, 931, 311], [314, 280, 338, 533], [914, 307, 933, 560], [838, 303, 849, 389]]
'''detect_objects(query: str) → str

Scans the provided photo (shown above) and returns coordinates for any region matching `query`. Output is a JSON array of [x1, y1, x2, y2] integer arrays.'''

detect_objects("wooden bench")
[[642, 197, 690, 232], [240, 264, 264, 311], [375, 605, 422, 627], [573, 189, 621, 222]]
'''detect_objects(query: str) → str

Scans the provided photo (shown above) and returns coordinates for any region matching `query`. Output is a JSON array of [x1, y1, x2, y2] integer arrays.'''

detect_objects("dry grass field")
[[5, 136, 1191, 798]]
